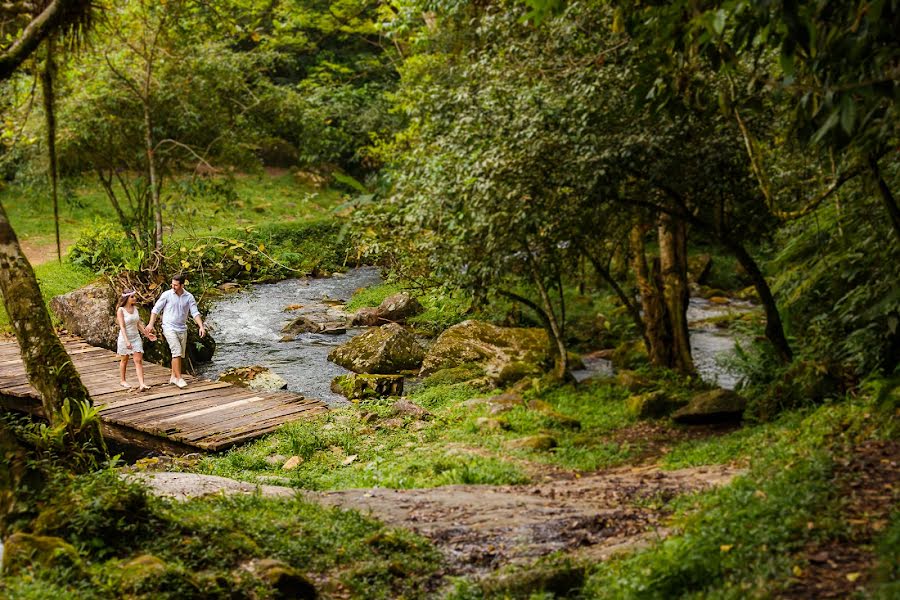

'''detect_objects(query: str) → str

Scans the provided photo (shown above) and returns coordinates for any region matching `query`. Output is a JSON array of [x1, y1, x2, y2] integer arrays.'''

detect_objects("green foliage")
[[2, 467, 441, 599]]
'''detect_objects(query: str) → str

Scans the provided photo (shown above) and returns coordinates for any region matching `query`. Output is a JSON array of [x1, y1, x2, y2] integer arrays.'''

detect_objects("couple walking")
[[116, 274, 206, 390]]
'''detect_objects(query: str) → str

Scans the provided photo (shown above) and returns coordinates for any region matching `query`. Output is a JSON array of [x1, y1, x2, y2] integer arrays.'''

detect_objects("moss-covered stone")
[[615, 370, 654, 392], [119, 554, 168, 590], [475, 417, 509, 431], [1, 532, 83, 576], [250, 558, 318, 599], [420, 320, 550, 384], [673, 388, 746, 424], [330, 373, 404, 400], [508, 434, 558, 451], [328, 323, 424, 374], [527, 399, 581, 429], [626, 390, 684, 419]]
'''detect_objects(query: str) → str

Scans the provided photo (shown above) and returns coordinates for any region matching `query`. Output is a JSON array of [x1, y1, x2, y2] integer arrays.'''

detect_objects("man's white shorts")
[[163, 328, 188, 358]]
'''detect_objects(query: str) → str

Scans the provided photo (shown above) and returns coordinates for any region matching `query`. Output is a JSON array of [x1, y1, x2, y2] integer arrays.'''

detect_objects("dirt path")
[[135, 463, 743, 576], [20, 239, 73, 266]]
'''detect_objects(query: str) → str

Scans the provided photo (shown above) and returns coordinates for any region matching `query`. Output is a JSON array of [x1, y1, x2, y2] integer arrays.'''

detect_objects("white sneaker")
[[170, 376, 178, 386], [175, 378, 187, 389]]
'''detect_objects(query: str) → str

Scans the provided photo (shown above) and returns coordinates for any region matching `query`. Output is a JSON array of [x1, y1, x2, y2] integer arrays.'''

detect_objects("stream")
[[197, 268, 749, 401], [196, 266, 382, 405]]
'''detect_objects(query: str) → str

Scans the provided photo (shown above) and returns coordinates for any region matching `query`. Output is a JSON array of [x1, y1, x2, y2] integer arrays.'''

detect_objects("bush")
[[68, 222, 145, 273]]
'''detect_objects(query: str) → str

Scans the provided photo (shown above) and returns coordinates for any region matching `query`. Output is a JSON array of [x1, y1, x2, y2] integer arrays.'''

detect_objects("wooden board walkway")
[[0, 336, 328, 452]]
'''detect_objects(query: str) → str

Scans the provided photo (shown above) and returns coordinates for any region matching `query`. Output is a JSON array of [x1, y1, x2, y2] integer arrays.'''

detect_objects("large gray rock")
[[420, 320, 550, 384], [673, 389, 746, 424], [376, 292, 423, 322], [351, 292, 424, 326], [51, 281, 118, 349], [328, 323, 424, 374], [281, 305, 350, 338]]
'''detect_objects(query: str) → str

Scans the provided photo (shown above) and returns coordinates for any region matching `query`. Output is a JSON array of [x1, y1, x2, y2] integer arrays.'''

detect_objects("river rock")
[[673, 389, 746, 424], [615, 370, 654, 392], [376, 292, 423, 322], [50, 281, 118, 349], [351, 307, 381, 326], [219, 366, 288, 392], [2, 532, 84, 576], [419, 320, 550, 384], [331, 373, 404, 400], [282, 310, 348, 337], [243, 558, 317, 600], [328, 323, 424, 374]]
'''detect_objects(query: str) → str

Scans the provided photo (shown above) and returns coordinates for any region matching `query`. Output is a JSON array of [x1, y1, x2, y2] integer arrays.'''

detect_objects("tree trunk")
[[724, 238, 793, 363], [521, 244, 568, 379], [658, 214, 695, 374], [41, 37, 61, 263], [582, 246, 649, 353], [868, 153, 900, 243], [0, 201, 106, 455], [143, 100, 163, 252], [631, 223, 672, 367]]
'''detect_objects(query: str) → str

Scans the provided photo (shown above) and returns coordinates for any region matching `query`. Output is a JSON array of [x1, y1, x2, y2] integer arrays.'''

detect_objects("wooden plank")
[[98, 381, 231, 411], [198, 407, 328, 450], [113, 388, 254, 424], [178, 402, 326, 441]]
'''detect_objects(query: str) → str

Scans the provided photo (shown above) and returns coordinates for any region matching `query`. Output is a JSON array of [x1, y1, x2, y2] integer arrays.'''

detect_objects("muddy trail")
[[136, 463, 742, 577]]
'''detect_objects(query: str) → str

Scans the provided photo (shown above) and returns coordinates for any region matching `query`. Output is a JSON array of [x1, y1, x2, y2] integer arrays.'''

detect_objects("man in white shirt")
[[146, 274, 206, 388]]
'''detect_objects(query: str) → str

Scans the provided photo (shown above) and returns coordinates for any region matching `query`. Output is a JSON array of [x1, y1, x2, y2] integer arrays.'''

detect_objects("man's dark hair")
[[172, 274, 186, 284]]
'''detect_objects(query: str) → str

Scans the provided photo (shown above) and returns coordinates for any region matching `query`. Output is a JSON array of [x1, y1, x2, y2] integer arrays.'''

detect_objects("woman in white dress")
[[116, 290, 157, 391]]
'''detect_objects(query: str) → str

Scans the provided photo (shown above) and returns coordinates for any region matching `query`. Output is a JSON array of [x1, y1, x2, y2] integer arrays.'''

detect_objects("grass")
[[1, 173, 342, 249], [0, 173, 349, 334], [0, 468, 441, 599]]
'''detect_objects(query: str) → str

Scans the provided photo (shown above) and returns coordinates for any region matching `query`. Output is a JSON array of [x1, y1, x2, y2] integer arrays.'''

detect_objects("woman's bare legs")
[[134, 352, 148, 389], [119, 355, 130, 386]]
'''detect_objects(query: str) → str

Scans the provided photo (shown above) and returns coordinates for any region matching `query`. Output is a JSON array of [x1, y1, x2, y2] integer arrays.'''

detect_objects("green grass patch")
[[0, 261, 95, 332], [1, 468, 441, 599]]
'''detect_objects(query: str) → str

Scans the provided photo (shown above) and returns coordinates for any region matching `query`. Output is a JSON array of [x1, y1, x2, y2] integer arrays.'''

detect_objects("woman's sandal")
[[120, 381, 132, 389], [138, 385, 152, 392]]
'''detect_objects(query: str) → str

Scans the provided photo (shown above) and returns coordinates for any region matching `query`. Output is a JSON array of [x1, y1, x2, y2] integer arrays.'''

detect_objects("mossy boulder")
[[143, 318, 216, 368], [475, 417, 509, 431], [673, 388, 746, 424], [508, 434, 558, 451], [118, 554, 168, 592], [615, 370, 654, 392], [247, 558, 318, 599], [331, 373, 404, 400], [528, 399, 581, 429], [626, 390, 685, 419], [328, 323, 424, 374], [2, 532, 83, 576], [420, 320, 550, 384], [219, 365, 288, 392]]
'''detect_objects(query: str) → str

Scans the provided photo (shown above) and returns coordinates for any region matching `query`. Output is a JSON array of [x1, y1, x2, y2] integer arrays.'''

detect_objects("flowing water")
[[196, 267, 382, 405], [198, 268, 749, 400]]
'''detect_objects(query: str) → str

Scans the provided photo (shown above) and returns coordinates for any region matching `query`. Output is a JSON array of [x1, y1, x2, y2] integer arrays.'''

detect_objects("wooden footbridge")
[[0, 336, 328, 453]]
